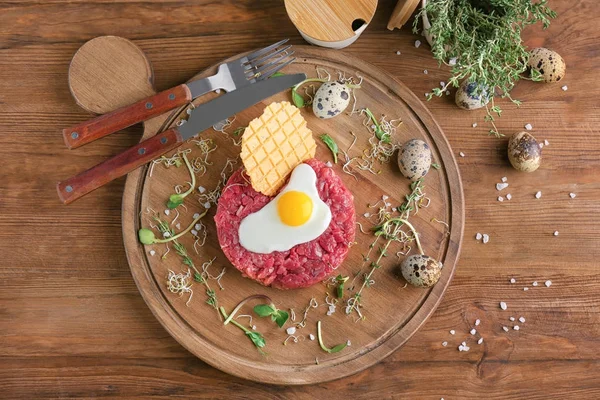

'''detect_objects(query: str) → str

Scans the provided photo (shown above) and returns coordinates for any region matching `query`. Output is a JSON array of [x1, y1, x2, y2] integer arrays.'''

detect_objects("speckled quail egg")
[[401, 254, 443, 288], [455, 80, 490, 110], [508, 131, 542, 172], [398, 139, 432, 182], [528, 47, 566, 83], [313, 81, 351, 119]]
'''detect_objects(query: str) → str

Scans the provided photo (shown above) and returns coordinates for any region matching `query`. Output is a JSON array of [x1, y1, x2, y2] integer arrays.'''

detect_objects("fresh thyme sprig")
[[346, 180, 427, 318], [415, 0, 556, 135]]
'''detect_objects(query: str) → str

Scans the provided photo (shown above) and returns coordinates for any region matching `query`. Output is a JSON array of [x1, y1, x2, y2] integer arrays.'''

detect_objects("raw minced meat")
[[214, 158, 355, 289]]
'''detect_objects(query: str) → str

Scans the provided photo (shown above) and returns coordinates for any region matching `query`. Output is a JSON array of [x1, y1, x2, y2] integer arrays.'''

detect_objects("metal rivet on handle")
[[168, 93, 175, 100], [65, 185, 73, 193], [145, 102, 153, 109], [160, 137, 168, 144], [71, 132, 79, 139], [138, 148, 146, 155]]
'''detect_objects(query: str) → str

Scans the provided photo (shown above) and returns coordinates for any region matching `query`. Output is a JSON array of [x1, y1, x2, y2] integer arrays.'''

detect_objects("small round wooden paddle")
[[59, 36, 174, 204]]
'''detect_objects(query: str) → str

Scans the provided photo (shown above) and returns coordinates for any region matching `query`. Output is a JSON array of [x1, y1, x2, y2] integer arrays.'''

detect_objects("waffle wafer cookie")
[[241, 101, 316, 196]]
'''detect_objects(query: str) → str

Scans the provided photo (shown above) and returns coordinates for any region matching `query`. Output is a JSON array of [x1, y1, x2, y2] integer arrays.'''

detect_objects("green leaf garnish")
[[253, 303, 289, 328], [431, 163, 441, 170], [165, 152, 195, 209], [364, 108, 390, 143], [335, 274, 349, 299], [138, 228, 156, 245], [137, 210, 207, 245], [246, 331, 266, 348], [292, 89, 305, 108], [167, 194, 184, 209], [317, 321, 348, 354], [253, 304, 276, 317], [320, 134, 339, 164], [232, 126, 246, 136]]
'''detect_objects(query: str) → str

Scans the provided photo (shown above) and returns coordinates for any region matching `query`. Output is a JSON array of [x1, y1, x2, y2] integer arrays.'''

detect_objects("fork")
[[62, 39, 294, 149]]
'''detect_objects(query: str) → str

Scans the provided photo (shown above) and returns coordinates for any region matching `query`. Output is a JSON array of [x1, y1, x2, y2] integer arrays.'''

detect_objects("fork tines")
[[244, 39, 295, 81]]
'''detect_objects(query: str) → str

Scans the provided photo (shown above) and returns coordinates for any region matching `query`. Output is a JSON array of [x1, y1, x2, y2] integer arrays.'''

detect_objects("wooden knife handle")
[[57, 128, 183, 204], [62, 84, 191, 149]]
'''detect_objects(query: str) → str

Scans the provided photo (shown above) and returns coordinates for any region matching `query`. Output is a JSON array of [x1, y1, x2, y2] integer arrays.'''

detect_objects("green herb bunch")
[[415, 0, 556, 134]]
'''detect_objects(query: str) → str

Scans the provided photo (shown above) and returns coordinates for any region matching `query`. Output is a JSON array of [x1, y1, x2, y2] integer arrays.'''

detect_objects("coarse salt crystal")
[[562, 85, 568, 91], [458, 344, 470, 352], [519, 317, 526, 323], [502, 326, 509, 332], [470, 328, 477, 335], [510, 278, 516, 284], [544, 139, 550, 146], [309, 334, 315, 341], [533, 281, 538, 286], [525, 123, 533, 131], [524, 287, 529, 291], [535, 191, 542, 199], [149, 250, 156, 256], [198, 186, 206, 194], [513, 325, 520, 331], [449, 57, 457, 66], [215, 89, 221, 94], [325, 161, 332, 167], [396, 50, 401, 55], [459, 151, 465, 157], [472, 123, 478, 128], [195, 224, 202, 230], [506, 193, 512, 200], [462, 341, 467, 346], [363, 213, 371, 218], [510, 317, 515, 321], [286, 327, 296, 335], [476, 233, 483, 240], [204, 202, 211, 209], [539, 143, 544, 149], [482, 234, 490, 244], [425, 93, 430, 97], [478, 338, 484, 345], [191, 230, 198, 236], [252, 325, 257, 330], [446, 90, 450, 95], [475, 319, 481, 326], [569, 193, 576, 199], [347, 340, 352, 346], [498, 196, 504, 202], [450, 330, 456, 335], [545, 280, 552, 287], [440, 81, 446, 87], [164, 209, 170, 216], [496, 183, 509, 191], [500, 301, 507, 310], [163, 232, 171, 238], [424, 69, 428, 74], [193, 213, 200, 219], [554, 231, 559, 236], [502, 177, 508, 183], [175, 223, 181, 230], [382, 195, 389, 200], [442, 341, 448, 347], [415, 40, 422, 48]]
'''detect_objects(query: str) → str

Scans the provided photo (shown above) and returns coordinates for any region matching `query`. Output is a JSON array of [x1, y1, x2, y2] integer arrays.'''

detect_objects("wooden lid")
[[387, 0, 421, 30], [285, 0, 378, 42]]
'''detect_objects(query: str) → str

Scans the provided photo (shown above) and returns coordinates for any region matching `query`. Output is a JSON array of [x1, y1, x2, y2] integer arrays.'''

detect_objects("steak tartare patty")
[[215, 158, 355, 289]]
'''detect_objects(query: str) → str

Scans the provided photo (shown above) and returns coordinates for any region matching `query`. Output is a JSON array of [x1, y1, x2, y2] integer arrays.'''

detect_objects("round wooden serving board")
[[121, 46, 464, 385]]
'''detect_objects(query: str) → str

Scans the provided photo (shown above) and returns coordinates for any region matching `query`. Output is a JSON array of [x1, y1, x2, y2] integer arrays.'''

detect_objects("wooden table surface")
[[1, 0, 598, 398]]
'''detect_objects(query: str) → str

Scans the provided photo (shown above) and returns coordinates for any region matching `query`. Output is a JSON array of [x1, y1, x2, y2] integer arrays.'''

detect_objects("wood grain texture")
[[121, 45, 464, 384], [387, 0, 421, 30], [62, 84, 190, 149], [1, 0, 599, 398]]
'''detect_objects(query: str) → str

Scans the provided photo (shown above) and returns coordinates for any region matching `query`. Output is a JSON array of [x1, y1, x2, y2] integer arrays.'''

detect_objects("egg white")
[[238, 164, 332, 254]]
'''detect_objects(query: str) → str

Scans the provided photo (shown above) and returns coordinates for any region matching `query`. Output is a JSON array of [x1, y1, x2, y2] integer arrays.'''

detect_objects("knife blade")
[[57, 72, 307, 205], [177, 73, 306, 139]]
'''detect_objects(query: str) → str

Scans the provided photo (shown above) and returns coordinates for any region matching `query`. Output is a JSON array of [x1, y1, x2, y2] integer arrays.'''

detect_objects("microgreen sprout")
[[219, 306, 266, 353], [291, 76, 361, 108], [253, 304, 290, 328], [363, 108, 389, 143], [138, 210, 207, 245], [335, 275, 349, 299], [320, 134, 339, 164], [316, 321, 347, 354], [167, 152, 195, 209]]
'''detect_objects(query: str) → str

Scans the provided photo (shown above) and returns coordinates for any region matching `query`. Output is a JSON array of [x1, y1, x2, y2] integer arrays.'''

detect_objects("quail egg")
[[528, 47, 566, 83], [455, 80, 489, 110], [401, 254, 443, 288], [508, 131, 542, 172], [398, 139, 432, 182], [313, 81, 351, 119]]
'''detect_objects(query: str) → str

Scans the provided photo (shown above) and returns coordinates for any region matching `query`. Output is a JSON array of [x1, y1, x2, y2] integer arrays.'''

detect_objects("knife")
[[56, 73, 307, 205]]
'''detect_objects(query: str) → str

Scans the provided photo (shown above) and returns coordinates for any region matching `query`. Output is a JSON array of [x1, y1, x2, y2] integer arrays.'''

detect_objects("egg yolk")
[[277, 191, 313, 226]]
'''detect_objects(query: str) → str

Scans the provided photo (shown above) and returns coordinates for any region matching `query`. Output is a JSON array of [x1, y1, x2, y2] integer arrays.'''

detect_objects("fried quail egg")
[[508, 131, 542, 172], [398, 139, 432, 181], [401, 254, 443, 288], [528, 47, 566, 83], [313, 81, 351, 119], [238, 163, 332, 254], [455, 80, 489, 110]]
